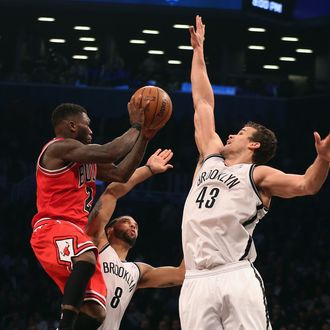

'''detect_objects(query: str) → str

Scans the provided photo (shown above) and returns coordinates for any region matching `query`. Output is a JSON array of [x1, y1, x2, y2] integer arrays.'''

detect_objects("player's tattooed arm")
[[86, 196, 114, 246], [87, 149, 174, 246], [88, 198, 102, 226]]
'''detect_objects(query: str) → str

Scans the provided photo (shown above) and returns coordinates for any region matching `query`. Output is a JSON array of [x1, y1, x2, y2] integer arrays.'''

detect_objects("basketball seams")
[[151, 87, 159, 128], [132, 85, 172, 130], [154, 92, 172, 129]]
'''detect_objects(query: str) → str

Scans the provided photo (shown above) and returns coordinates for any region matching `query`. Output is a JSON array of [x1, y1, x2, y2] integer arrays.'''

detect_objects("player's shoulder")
[[46, 138, 84, 155], [254, 164, 279, 174], [135, 262, 153, 274], [253, 164, 281, 185]]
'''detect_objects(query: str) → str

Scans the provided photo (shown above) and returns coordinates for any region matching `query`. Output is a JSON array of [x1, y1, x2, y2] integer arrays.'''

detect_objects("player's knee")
[[73, 250, 97, 266], [97, 307, 106, 322], [80, 301, 106, 322]]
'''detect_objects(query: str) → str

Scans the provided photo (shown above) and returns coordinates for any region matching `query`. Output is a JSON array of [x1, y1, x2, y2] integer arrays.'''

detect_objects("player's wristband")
[[131, 123, 142, 131], [145, 164, 155, 175]]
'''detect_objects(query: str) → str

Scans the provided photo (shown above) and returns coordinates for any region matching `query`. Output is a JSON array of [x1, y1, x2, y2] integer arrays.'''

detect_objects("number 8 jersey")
[[182, 154, 268, 271], [32, 138, 97, 230], [98, 243, 140, 330]]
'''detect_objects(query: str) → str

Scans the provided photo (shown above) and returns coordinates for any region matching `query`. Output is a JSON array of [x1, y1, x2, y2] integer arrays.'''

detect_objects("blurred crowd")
[[0, 32, 316, 98], [1, 92, 330, 330]]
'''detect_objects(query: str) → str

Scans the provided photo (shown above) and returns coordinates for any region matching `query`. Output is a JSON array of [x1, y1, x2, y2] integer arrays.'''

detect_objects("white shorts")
[[179, 261, 271, 330]]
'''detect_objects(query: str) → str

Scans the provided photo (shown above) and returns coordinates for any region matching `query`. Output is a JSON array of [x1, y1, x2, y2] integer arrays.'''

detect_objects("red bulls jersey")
[[32, 138, 97, 230]]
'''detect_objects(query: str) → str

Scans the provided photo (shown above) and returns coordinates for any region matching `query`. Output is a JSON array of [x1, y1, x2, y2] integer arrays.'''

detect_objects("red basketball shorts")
[[30, 218, 107, 309]]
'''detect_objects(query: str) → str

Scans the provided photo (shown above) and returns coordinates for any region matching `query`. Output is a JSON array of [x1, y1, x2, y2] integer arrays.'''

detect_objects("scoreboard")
[[243, 0, 294, 19]]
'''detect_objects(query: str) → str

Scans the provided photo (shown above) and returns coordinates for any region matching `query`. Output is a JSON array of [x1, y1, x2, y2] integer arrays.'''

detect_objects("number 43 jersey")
[[98, 243, 141, 330], [182, 155, 268, 271]]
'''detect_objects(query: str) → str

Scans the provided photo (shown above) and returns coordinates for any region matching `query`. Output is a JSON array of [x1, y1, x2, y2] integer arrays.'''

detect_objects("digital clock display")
[[251, 0, 283, 14]]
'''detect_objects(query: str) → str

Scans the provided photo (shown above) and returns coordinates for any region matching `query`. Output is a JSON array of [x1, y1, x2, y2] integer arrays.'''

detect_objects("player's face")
[[223, 126, 257, 153], [76, 112, 93, 144], [113, 217, 139, 247]]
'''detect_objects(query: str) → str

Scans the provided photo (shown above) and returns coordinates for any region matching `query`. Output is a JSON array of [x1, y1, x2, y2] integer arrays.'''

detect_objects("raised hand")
[[146, 149, 174, 174], [314, 131, 330, 162], [189, 15, 205, 50], [128, 94, 147, 128]]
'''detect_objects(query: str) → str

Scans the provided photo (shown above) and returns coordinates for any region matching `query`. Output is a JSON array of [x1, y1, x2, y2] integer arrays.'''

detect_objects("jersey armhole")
[[37, 138, 75, 174], [133, 262, 142, 283], [99, 242, 110, 254], [203, 153, 224, 164], [249, 164, 269, 212]]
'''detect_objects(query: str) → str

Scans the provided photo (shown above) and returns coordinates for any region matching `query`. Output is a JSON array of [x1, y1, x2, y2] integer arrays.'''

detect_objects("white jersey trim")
[[37, 138, 75, 175], [99, 242, 110, 254], [132, 262, 142, 283], [185, 260, 250, 278], [249, 164, 268, 211]]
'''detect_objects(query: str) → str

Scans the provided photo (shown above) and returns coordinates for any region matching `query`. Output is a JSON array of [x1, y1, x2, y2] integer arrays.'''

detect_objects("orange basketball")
[[132, 86, 172, 130]]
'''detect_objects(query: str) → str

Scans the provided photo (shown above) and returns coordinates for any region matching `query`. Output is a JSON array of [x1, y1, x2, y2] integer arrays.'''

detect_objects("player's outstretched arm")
[[255, 132, 329, 198], [86, 149, 173, 244], [137, 260, 185, 289], [190, 15, 223, 159]]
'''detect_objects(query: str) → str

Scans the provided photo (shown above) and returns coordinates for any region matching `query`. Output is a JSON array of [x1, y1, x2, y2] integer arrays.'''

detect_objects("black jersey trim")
[[250, 262, 271, 329], [203, 154, 224, 164], [242, 213, 258, 227], [99, 242, 110, 254], [249, 165, 269, 212], [239, 235, 253, 260], [133, 262, 142, 283]]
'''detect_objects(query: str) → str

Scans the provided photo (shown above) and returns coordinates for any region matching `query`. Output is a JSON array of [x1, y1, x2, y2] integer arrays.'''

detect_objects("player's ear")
[[67, 120, 77, 132], [105, 226, 113, 239], [248, 141, 260, 151]]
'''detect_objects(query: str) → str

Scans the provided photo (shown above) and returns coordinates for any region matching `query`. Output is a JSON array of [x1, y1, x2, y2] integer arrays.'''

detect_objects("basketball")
[[132, 86, 172, 130]]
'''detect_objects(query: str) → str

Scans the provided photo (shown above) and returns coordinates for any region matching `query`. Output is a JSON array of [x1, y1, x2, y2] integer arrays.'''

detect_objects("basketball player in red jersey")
[[30, 96, 152, 330]]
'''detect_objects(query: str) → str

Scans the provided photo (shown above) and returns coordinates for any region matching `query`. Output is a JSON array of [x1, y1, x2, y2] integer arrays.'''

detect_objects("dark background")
[[0, 1, 329, 329]]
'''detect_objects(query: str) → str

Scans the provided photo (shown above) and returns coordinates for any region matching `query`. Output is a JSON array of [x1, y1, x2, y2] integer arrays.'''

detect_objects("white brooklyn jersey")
[[182, 155, 268, 271], [98, 244, 140, 330]]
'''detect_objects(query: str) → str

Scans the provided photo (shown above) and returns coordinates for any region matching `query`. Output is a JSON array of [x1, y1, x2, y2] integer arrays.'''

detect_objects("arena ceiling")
[[0, 0, 330, 84]]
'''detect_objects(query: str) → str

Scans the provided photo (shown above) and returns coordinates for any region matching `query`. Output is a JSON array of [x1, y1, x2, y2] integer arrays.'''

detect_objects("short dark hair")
[[104, 215, 132, 231], [245, 121, 277, 164], [51, 103, 87, 128]]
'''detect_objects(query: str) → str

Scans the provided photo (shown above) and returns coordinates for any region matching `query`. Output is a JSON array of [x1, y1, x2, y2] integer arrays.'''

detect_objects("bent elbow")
[[306, 186, 320, 195], [300, 182, 320, 196]]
